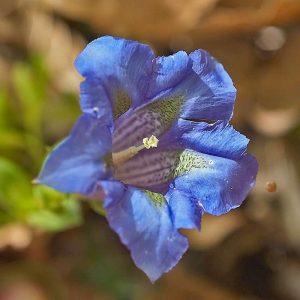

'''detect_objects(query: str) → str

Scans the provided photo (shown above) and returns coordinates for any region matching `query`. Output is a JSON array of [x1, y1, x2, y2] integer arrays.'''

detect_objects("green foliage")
[[0, 158, 32, 224], [0, 158, 82, 231], [12, 54, 47, 136], [0, 54, 83, 232], [28, 186, 82, 232]]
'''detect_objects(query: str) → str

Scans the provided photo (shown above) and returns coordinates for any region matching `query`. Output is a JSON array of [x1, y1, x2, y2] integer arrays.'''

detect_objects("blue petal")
[[147, 51, 192, 98], [173, 153, 258, 216], [37, 114, 112, 194], [166, 189, 203, 230], [189, 49, 236, 121], [160, 119, 249, 159], [100, 181, 189, 282], [113, 50, 237, 152], [162, 120, 257, 214], [79, 78, 113, 126], [75, 36, 154, 117], [146, 50, 236, 122]]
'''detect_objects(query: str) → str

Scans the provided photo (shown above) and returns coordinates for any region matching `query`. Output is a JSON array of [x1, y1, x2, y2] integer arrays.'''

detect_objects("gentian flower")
[[37, 36, 258, 282]]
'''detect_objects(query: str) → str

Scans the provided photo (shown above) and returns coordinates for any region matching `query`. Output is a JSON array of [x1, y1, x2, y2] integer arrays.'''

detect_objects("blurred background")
[[0, 0, 300, 299]]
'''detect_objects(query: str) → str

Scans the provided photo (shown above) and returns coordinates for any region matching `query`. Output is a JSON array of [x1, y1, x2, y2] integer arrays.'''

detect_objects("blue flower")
[[37, 36, 258, 282]]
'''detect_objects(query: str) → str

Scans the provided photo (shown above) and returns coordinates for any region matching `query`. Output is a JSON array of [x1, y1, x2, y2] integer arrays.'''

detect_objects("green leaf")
[[0, 158, 82, 231], [27, 185, 82, 232], [11, 55, 47, 136], [0, 89, 8, 126], [27, 186, 82, 232], [0, 129, 25, 149], [0, 157, 36, 223]]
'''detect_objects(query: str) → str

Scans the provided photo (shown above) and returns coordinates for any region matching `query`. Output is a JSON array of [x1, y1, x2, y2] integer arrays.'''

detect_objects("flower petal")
[[79, 78, 113, 126], [173, 152, 258, 215], [112, 51, 194, 151], [189, 49, 236, 121], [161, 120, 257, 215], [166, 189, 203, 230], [113, 50, 236, 151], [75, 36, 154, 118], [160, 119, 249, 159], [100, 181, 189, 282], [37, 114, 112, 194], [146, 51, 192, 98], [146, 49, 236, 122]]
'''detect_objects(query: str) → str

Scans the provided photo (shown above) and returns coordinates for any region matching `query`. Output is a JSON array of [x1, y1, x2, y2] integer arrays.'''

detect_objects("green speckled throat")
[[173, 150, 210, 177], [144, 95, 185, 130], [113, 90, 132, 119], [144, 190, 165, 207]]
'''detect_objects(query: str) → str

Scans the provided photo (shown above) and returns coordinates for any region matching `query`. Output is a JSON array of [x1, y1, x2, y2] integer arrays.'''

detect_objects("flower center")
[[112, 135, 159, 166]]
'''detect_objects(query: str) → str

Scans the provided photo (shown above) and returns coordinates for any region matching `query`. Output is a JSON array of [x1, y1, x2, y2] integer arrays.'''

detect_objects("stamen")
[[112, 135, 159, 166], [143, 135, 159, 149]]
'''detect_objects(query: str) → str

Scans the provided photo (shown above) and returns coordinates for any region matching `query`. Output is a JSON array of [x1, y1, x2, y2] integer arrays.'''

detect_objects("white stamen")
[[143, 135, 159, 149], [112, 135, 159, 166]]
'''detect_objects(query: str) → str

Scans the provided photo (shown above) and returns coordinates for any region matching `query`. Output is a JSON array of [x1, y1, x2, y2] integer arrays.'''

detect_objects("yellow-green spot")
[[144, 190, 165, 207], [145, 95, 184, 129], [173, 150, 209, 177], [152, 150, 209, 183], [113, 90, 131, 119]]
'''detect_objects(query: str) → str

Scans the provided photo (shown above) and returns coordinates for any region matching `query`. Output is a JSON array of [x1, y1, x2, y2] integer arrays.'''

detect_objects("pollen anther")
[[143, 135, 159, 149]]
